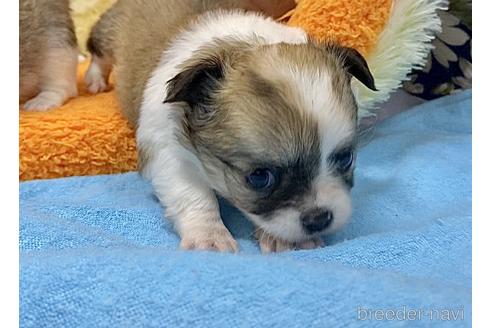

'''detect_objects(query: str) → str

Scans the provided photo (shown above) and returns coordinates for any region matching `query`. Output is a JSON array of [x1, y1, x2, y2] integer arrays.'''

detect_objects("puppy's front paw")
[[84, 64, 110, 94], [85, 72, 109, 94], [296, 237, 325, 250], [23, 90, 68, 111], [180, 226, 238, 253], [255, 229, 325, 253], [255, 229, 296, 253]]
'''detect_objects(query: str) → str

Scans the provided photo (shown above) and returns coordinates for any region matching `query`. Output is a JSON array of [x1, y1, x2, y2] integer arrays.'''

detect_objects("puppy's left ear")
[[164, 42, 248, 128], [339, 47, 378, 91], [164, 58, 224, 106]]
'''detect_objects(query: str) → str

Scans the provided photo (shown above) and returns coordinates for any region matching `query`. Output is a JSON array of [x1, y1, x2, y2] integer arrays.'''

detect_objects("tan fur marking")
[[87, 0, 295, 126], [20, 0, 78, 108]]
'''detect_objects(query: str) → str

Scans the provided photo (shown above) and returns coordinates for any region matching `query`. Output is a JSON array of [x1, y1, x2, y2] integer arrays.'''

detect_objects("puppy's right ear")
[[164, 57, 225, 107], [322, 42, 378, 91], [339, 46, 378, 91]]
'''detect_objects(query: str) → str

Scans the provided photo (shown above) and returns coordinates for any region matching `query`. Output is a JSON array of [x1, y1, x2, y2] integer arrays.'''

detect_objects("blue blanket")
[[20, 90, 472, 327]]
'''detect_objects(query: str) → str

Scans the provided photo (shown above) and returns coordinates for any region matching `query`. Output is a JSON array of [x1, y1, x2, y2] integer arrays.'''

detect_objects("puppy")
[[20, 0, 78, 111], [86, 0, 376, 253]]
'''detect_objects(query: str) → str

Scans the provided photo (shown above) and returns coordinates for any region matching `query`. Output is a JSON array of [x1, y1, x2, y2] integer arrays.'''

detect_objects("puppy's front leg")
[[146, 148, 238, 253], [23, 47, 78, 111]]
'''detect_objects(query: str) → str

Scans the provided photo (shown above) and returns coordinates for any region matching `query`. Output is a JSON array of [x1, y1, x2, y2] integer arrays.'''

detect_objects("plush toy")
[[19, 0, 446, 181]]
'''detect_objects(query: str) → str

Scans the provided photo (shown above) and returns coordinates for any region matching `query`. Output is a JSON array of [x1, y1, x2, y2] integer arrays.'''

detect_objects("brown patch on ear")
[[338, 46, 378, 91], [164, 41, 252, 130], [164, 40, 251, 105], [163, 50, 229, 132], [164, 59, 224, 105], [322, 42, 377, 91]]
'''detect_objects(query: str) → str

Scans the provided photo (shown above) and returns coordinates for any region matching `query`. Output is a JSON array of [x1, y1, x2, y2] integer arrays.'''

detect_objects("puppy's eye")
[[333, 150, 354, 172], [246, 168, 276, 190]]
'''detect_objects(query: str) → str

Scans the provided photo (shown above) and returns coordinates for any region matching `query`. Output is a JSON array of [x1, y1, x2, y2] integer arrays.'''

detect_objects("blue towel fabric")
[[20, 90, 472, 327]]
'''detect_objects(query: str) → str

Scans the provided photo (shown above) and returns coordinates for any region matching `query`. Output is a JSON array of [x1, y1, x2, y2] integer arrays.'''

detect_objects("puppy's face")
[[165, 41, 376, 242]]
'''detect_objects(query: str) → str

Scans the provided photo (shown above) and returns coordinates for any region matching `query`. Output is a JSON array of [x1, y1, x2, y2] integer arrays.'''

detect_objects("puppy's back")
[[88, 0, 266, 124]]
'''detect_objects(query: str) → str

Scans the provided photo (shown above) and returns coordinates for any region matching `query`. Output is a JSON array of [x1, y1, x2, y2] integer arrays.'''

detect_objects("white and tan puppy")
[[20, 0, 78, 111], [86, 0, 377, 253]]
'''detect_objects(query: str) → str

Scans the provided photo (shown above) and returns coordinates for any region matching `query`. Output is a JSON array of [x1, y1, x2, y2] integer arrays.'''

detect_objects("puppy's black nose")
[[301, 208, 333, 233]]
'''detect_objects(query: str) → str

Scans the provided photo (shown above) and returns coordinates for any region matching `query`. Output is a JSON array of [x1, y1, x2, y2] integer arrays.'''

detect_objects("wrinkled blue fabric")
[[20, 90, 472, 327]]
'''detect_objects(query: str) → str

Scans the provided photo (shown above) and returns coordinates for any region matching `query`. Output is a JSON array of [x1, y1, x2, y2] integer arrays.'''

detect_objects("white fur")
[[313, 176, 352, 232], [248, 209, 303, 242], [85, 55, 112, 94], [274, 62, 355, 162], [139, 11, 308, 251]]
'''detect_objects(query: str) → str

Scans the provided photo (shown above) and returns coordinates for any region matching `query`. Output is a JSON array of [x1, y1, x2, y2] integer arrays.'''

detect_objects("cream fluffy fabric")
[[355, 0, 448, 117]]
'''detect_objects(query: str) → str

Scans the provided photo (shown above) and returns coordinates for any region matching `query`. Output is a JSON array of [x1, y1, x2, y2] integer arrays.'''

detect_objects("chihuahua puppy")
[[86, 0, 376, 253], [20, 0, 78, 111]]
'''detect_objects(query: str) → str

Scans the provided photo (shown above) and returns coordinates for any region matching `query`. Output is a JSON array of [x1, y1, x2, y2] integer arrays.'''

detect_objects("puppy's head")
[[165, 40, 376, 242]]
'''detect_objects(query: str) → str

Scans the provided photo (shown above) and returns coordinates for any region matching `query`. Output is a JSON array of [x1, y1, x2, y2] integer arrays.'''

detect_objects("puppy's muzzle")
[[301, 208, 333, 234]]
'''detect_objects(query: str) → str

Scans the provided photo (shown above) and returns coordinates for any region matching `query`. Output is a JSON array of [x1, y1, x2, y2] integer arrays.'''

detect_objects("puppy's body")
[[86, 0, 294, 121], [20, 0, 78, 111], [87, 0, 376, 252]]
